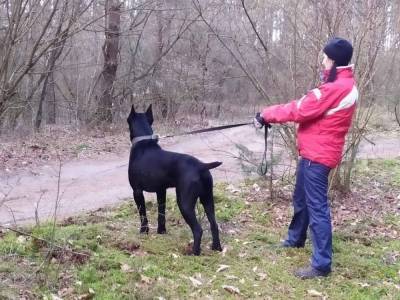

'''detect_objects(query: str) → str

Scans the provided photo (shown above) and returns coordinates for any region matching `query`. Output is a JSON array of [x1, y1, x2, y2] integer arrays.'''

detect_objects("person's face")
[[322, 53, 334, 70]]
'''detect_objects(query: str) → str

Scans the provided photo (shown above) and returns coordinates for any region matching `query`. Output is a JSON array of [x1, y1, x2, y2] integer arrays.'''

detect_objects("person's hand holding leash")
[[253, 112, 266, 129]]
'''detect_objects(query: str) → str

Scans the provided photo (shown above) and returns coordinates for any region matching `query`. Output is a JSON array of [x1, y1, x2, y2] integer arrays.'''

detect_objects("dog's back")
[[128, 140, 221, 193]]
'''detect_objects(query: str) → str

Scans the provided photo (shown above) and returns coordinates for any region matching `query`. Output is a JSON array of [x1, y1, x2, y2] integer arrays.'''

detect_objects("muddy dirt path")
[[1, 126, 399, 225]]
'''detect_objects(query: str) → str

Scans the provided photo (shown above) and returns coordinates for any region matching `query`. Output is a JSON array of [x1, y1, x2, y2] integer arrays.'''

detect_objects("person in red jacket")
[[254, 37, 357, 279]]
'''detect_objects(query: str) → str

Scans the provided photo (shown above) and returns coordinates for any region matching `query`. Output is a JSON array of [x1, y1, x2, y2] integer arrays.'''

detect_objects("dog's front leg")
[[156, 190, 167, 234], [133, 189, 149, 234]]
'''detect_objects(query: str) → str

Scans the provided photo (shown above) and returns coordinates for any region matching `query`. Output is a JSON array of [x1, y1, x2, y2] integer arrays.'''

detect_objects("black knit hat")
[[323, 37, 353, 66]]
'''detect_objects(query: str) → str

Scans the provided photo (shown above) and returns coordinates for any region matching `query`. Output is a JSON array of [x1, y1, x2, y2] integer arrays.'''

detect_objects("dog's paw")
[[211, 243, 223, 251], [157, 228, 167, 234], [182, 242, 200, 256], [139, 226, 149, 234]]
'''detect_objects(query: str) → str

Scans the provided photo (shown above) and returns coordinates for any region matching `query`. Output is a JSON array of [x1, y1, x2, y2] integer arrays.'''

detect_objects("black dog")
[[127, 105, 222, 255]]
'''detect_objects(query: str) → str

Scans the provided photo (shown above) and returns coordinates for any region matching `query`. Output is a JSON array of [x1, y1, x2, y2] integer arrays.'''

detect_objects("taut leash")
[[133, 121, 271, 176], [160, 121, 271, 176], [160, 122, 253, 139]]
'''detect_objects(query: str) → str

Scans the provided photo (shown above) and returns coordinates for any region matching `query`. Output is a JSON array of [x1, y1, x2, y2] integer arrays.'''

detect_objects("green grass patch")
[[0, 184, 399, 299], [354, 158, 400, 187], [214, 183, 244, 221]]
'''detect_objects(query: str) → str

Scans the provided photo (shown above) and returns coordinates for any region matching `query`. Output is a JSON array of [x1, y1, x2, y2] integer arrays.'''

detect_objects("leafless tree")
[[92, 0, 122, 124], [0, 0, 399, 192]]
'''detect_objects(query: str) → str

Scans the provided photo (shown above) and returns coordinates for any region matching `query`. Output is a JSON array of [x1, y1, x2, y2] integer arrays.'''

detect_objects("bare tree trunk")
[[47, 72, 57, 124], [35, 34, 67, 129], [395, 103, 400, 128], [153, 1, 167, 119], [35, 1, 69, 129], [36, 75, 50, 130], [93, 0, 121, 124]]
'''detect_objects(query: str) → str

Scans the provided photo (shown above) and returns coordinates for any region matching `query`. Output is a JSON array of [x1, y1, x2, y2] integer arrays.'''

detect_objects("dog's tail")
[[203, 161, 222, 170]]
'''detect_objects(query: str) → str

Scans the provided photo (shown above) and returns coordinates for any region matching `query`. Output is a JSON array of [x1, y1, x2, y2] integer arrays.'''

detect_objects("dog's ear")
[[145, 104, 153, 125], [130, 104, 135, 115], [127, 104, 135, 123]]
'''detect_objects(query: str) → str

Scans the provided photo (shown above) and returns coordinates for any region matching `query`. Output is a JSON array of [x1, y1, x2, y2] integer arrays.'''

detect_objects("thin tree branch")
[[240, 0, 269, 57], [192, 0, 271, 102]]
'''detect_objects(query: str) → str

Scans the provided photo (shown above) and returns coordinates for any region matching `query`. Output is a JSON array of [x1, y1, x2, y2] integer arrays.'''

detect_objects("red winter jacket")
[[261, 66, 358, 168]]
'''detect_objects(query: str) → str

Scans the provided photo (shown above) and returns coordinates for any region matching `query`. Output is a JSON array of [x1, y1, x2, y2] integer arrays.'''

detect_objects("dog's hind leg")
[[177, 188, 203, 255], [200, 193, 222, 251], [156, 189, 167, 234], [133, 189, 149, 234]]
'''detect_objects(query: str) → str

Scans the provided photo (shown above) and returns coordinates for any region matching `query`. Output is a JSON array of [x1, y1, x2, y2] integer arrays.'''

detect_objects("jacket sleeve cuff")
[[261, 108, 271, 123]]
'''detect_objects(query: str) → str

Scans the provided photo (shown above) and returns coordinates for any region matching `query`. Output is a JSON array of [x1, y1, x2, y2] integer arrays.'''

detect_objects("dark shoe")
[[280, 240, 304, 248], [294, 266, 330, 279]]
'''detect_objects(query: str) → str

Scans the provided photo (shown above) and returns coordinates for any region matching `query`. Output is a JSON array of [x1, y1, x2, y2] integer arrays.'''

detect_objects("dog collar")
[[131, 134, 159, 146]]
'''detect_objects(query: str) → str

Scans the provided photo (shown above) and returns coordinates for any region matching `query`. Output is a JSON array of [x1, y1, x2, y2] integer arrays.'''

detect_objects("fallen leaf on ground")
[[208, 275, 217, 284], [58, 287, 74, 297], [17, 236, 27, 244], [222, 285, 240, 295], [226, 184, 240, 194], [141, 275, 152, 284], [189, 276, 202, 287], [257, 273, 267, 280], [252, 183, 260, 192], [77, 294, 94, 300], [357, 282, 370, 287], [307, 289, 323, 297], [121, 263, 133, 273], [216, 265, 230, 272]]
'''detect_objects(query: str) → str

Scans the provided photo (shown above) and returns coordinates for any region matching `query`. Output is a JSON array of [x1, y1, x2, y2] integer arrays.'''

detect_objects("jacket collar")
[[336, 65, 354, 78], [322, 64, 354, 81]]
